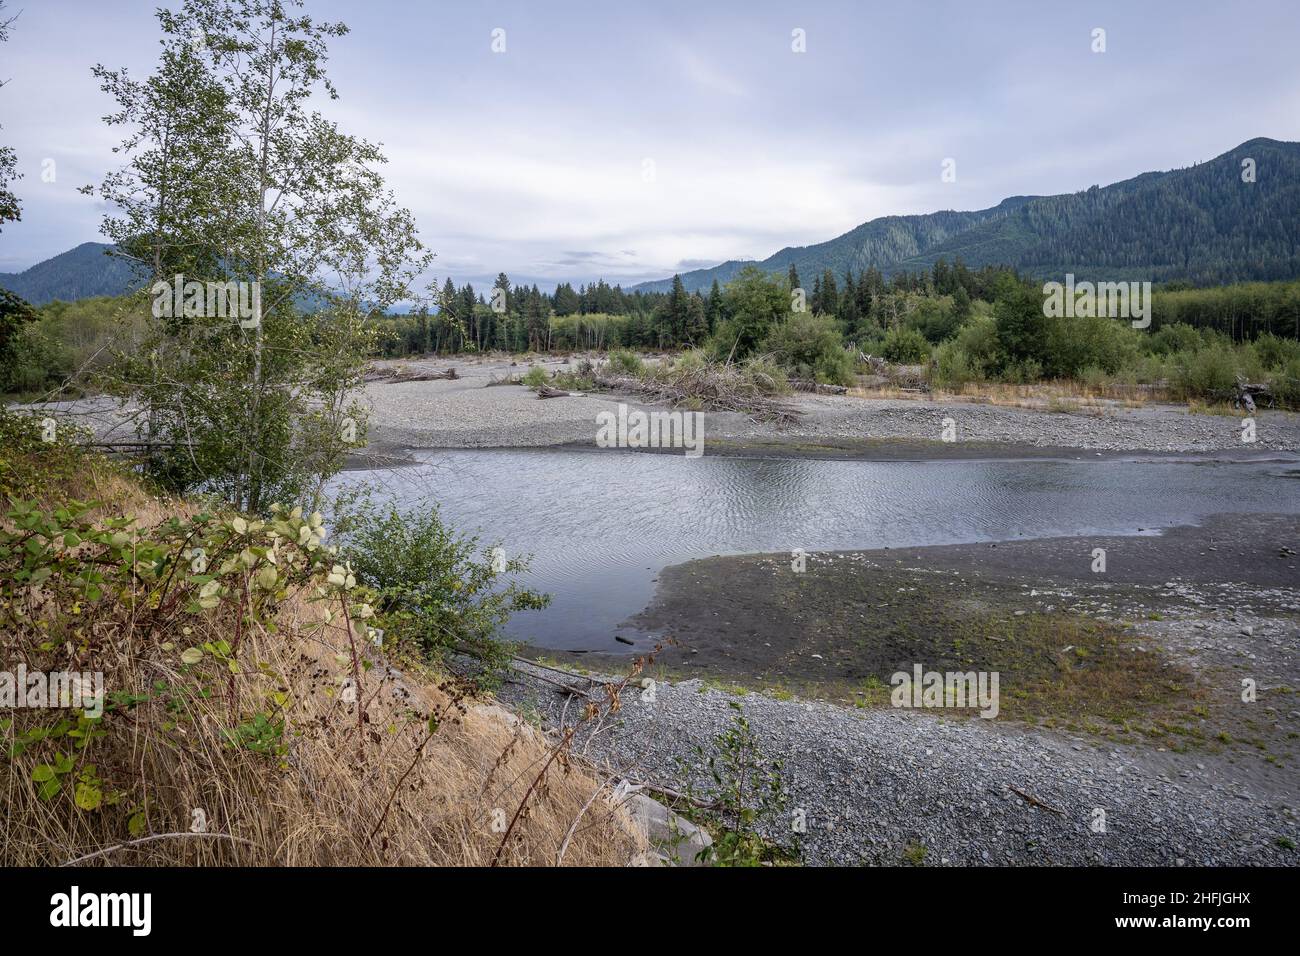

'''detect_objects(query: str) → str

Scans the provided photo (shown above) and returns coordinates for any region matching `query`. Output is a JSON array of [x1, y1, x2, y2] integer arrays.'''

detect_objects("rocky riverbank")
[[358, 353, 1300, 458], [497, 513, 1300, 866]]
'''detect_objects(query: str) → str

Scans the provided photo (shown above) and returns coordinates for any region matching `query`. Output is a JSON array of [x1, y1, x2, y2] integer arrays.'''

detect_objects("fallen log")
[[363, 365, 458, 384], [790, 379, 848, 395], [536, 384, 574, 399], [1234, 375, 1271, 413]]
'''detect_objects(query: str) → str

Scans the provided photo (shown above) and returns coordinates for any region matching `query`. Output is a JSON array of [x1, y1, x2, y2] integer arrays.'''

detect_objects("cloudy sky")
[[2, 0, 1298, 290]]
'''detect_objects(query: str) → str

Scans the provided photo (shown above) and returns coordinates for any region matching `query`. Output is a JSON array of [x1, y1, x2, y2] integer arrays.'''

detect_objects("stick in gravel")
[[1008, 784, 1066, 815]]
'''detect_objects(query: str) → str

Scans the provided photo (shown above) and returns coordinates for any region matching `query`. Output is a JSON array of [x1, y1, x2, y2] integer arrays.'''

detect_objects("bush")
[[520, 365, 549, 388], [1253, 333, 1300, 372], [1148, 322, 1205, 356], [671, 349, 708, 374], [739, 355, 789, 394], [0, 457, 637, 866], [1270, 357, 1300, 407], [1171, 343, 1239, 400], [905, 295, 959, 344], [339, 498, 549, 688], [881, 326, 931, 364], [1044, 315, 1142, 378], [1000, 358, 1044, 384], [1078, 365, 1111, 391], [605, 349, 644, 376], [931, 341, 981, 388], [762, 312, 854, 385]]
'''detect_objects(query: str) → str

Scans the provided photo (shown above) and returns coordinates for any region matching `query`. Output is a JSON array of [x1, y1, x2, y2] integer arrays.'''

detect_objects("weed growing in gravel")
[[677, 701, 800, 866]]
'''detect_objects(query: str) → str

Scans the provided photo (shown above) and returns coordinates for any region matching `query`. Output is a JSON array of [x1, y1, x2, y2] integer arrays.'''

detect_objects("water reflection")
[[331, 449, 1300, 651]]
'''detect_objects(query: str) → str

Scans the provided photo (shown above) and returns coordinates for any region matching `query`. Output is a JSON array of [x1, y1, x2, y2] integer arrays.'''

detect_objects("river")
[[332, 449, 1300, 651]]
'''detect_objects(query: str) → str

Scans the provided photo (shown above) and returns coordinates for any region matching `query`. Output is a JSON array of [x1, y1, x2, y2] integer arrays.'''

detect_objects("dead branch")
[[1008, 784, 1066, 815]]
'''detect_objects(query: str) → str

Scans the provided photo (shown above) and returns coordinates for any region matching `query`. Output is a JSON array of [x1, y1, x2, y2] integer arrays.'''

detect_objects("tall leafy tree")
[[712, 266, 789, 361], [0, 3, 35, 385], [93, 0, 431, 510], [0, 3, 20, 229]]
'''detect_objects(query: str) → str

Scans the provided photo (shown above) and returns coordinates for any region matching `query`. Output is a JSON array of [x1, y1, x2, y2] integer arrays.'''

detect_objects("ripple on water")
[[330, 450, 1300, 650]]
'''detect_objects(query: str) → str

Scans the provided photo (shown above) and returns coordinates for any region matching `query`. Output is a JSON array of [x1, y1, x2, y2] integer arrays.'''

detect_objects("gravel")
[[21, 354, 1300, 456], [360, 355, 1300, 456], [498, 665, 1300, 867]]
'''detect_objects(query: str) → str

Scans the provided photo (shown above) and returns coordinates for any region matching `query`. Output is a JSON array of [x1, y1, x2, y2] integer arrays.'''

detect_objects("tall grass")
[[0, 418, 645, 866]]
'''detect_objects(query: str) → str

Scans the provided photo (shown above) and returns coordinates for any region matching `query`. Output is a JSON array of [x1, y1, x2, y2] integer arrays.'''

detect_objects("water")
[[332, 449, 1300, 651]]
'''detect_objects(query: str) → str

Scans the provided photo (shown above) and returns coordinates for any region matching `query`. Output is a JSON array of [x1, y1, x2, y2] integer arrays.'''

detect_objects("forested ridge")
[[635, 137, 1300, 293]]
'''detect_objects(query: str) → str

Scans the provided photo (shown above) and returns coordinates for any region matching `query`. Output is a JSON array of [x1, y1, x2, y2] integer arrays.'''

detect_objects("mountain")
[[0, 242, 331, 311], [633, 138, 1300, 293], [8, 139, 1300, 304], [0, 242, 140, 304]]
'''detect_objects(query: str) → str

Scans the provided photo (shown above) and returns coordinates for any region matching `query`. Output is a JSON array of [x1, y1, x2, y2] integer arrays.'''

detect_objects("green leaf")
[[74, 782, 103, 811], [180, 647, 204, 665], [31, 764, 56, 783]]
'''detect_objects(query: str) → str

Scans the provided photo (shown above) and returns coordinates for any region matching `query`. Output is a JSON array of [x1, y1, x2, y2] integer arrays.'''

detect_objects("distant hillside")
[[0, 242, 139, 304], [0, 242, 331, 311], [634, 137, 1300, 293]]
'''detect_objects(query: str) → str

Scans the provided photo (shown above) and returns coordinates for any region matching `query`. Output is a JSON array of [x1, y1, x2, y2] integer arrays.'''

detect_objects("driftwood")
[[790, 379, 848, 395], [363, 364, 458, 384], [591, 368, 799, 424], [1234, 375, 1272, 413], [857, 353, 930, 391], [536, 384, 578, 399]]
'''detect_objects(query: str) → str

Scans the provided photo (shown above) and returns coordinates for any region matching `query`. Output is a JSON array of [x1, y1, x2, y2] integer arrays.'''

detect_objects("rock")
[[621, 792, 713, 866]]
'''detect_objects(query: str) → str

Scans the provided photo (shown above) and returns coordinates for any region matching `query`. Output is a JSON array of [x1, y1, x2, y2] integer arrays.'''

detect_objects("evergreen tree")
[[706, 279, 723, 334]]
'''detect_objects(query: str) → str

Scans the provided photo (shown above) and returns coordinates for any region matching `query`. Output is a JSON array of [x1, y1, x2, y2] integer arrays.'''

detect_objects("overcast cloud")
[[2, 0, 1298, 290]]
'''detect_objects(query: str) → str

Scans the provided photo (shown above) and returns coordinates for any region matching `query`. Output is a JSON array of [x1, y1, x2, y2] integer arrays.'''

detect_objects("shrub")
[[520, 365, 549, 388], [1253, 333, 1300, 372], [605, 349, 644, 376], [931, 341, 981, 388], [678, 702, 797, 866], [952, 314, 1001, 370], [1000, 358, 1044, 384], [905, 295, 959, 344], [551, 369, 594, 391], [762, 312, 854, 385], [1270, 357, 1300, 407], [881, 326, 931, 364], [1171, 343, 1239, 400], [0, 471, 638, 866], [1148, 322, 1204, 356], [338, 499, 549, 688], [1078, 365, 1110, 391], [1045, 315, 1142, 378], [671, 349, 708, 374], [739, 355, 790, 394]]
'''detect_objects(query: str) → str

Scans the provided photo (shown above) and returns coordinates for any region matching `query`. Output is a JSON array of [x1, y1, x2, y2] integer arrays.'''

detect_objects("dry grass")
[[2, 454, 647, 867], [849, 379, 1168, 411]]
